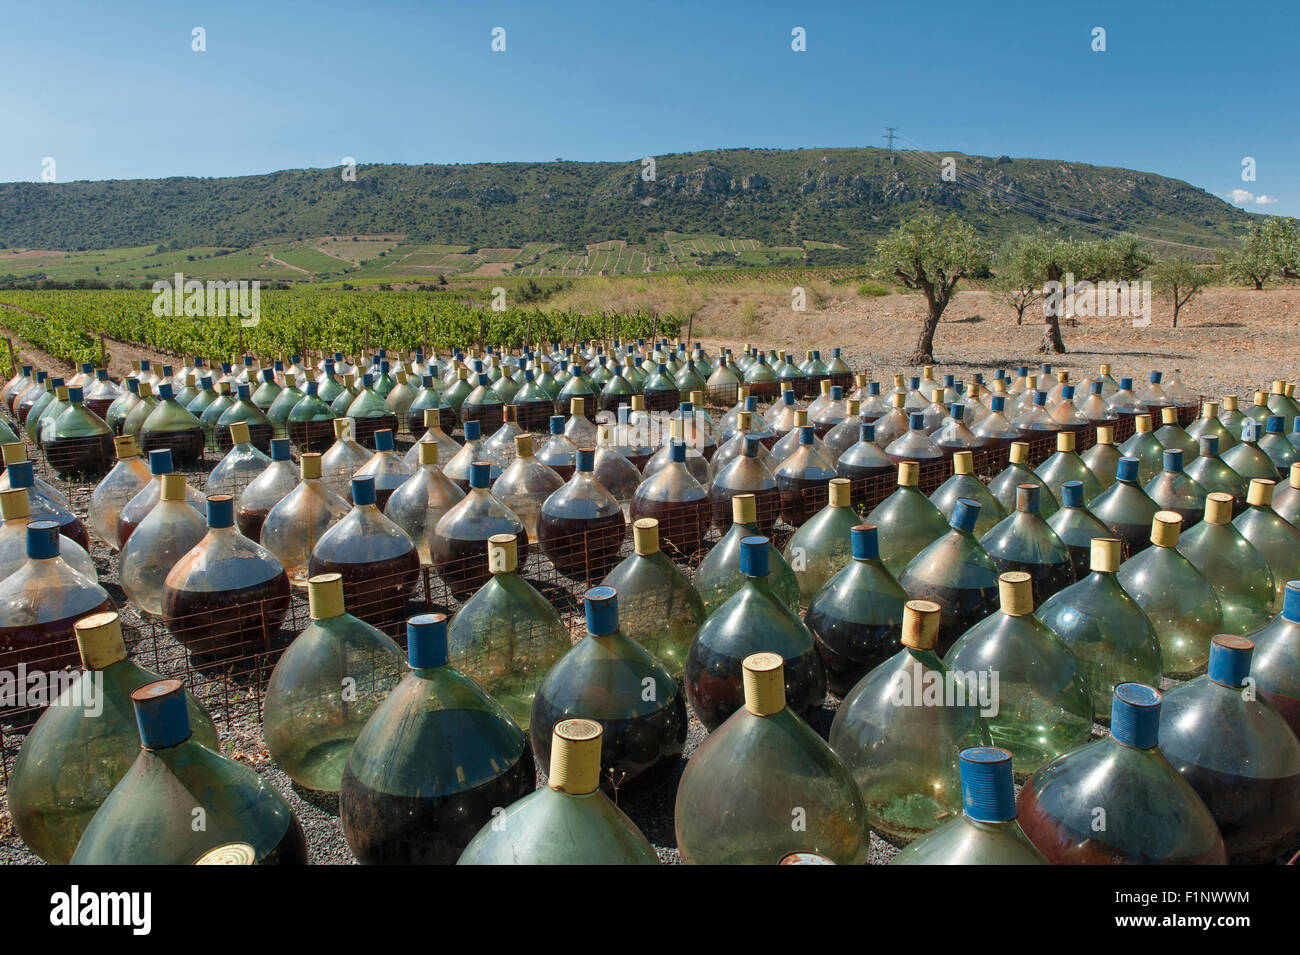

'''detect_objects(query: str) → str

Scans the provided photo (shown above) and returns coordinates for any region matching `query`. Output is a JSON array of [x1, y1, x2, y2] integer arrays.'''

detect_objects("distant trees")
[[1222, 217, 1300, 288], [875, 213, 986, 364], [1150, 257, 1213, 327]]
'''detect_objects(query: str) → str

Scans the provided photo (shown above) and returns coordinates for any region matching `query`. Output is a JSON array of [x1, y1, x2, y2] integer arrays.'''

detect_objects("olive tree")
[[992, 234, 1048, 325], [1150, 257, 1214, 327]]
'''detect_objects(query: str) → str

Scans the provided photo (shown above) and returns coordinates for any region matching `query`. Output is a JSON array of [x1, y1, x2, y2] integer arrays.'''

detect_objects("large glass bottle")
[[263, 573, 406, 793], [8, 611, 217, 864], [829, 600, 992, 844], [286, 379, 337, 453], [343, 374, 399, 449], [1260, 414, 1300, 474], [404, 405, 461, 470], [944, 571, 1093, 774], [379, 440, 464, 566], [889, 747, 1048, 865], [783, 476, 858, 604], [458, 718, 658, 865], [1089, 455, 1161, 557], [898, 498, 1001, 655], [676, 652, 866, 864], [1186, 433, 1247, 514], [1143, 447, 1207, 527], [971, 394, 1021, 449], [593, 423, 644, 519], [1016, 683, 1226, 864], [431, 461, 529, 599], [979, 483, 1075, 605], [1116, 511, 1222, 678], [834, 420, 894, 489], [350, 428, 412, 511], [320, 417, 371, 500], [45, 386, 115, 478], [216, 382, 273, 453], [1248, 580, 1300, 737], [685, 536, 827, 731], [266, 375, 305, 441], [139, 381, 205, 465], [87, 435, 151, 549], [866, 460, 951, 576], [630, 440, 709, 555], [1044, 479, 1111, 578], [1187, 400, 1236, 452], [708, 433, 780, 533], [1156, 634, 1300, 864], [988, 441, 1059, 518], [236, 437, 299, 541], [1271, 461, 1300, 525], [489, 432, 562, 544], [1233, 478, 1300, 610], [445, 533, 569, 730], [0, 485, 96, 583], [537, 447, 626, 581], [530, 586, 687, 799], [1080, 423, 1120, 492], [805, 523, 908, 697], [694, 493, 800, 617], [70, 678, 307, 864], [1035, 430, 1102, 503], [119, 473, 207, 616], [207, 420, 271, 497], [1223, 419, 1278, 483], [1177, 491, 1275, 635], [259, 452, 350, 585]]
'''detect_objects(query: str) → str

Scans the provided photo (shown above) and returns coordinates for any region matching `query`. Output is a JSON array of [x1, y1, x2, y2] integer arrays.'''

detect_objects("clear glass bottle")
[[88, 435, 152, 549], [1248, 580, 1300, 738], [989, 442, 1059, 518], [979, 483, 1075, 605], [260, 452, 351, 585], [1035, 431, 1102, 503], [0, 486, 96, 583], [236, 437, 299, 541], [263, 573, 406, 793], [71, 677, 306, 864], [320, 417, 372, 499], [1044, 479, 1111, 578], [207, 420, 272, 498], [1016, 683, 1226, 864], [783, 477, 858, 604], [431, 460, 528, 599], [866, 460, 952, 577], [676, 652, 866, 864], [286, 379, 337, 453], [805, 524, 908, 697], [537, 446, 626, 581], [1177, 491, 1275, 634], [1271, 461, 1300, 525], [404, 406, 461, 470], [1089, 455, 1161, 557], [45, 386, 115, 478], [350, 428, 413, 511], [530, 586, 687, 799], [630, 440, 709, 555], [930, 450, 1005, 536], [216, 382, 273, 453], [694, 493, 800, 618], [120, 473, 207, 616], [601, 518, 705, 677], [829, 600, 992, 844], [890, 747, 1048, 865], [1233, 478, 1300, 611], [1223, 419, 1278, 483]]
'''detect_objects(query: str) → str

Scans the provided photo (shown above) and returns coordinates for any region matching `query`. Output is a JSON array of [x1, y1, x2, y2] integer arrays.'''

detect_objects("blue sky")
[[1, 0, 1295, 222]]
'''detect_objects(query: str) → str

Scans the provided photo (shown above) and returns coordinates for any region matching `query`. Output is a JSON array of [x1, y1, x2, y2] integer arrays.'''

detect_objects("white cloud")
[[1229, 188, 1280, 206]]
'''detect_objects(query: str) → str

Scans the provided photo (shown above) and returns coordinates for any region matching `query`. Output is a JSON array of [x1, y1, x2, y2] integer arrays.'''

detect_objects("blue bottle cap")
[[464, 420, 481, 441], [351, 475, 376, 505], [850, 524, 879, 561], [407, 613, 449, 669], [381, 361, 391, 375], [949, 403, 963, 418], [96, 369, 108, 381], [34, 370, 46, 382], [1241, 420, 1259, 442], [1200, 435, 1218, 456], [959, 746, 1017, 823], [221, 363, 231, 373], [361, 373, 373, 388], [1120, 377, 1133, 390], [237, 383, 251, 400], [584, 586, 619, 635], [950, 498, 981, 533], [1062, 385, 1075, 400], [1060, 480, 1084, 508], [20, 364, 31, 374], [81, 362, 93, 373], [374, 429, 394, 452], [990, 395, 1005, 412], [67, 386, 84, 403], [1091, 381, 1103, 394], [831, 386, 843, 400], [576, 447, 595, 471], [909, 377, 920, 389], [549, 416, 564, 435], [798, 426, 814, 445], [1033, 390, 1047, 406], [1207, 634, 1253, 688], [131, 679, 192, 750], [942, 375, 954, 387], [206, 494, 235, 528], [149, 448, 173, 475], [906, 412, 925, 431], [50, 377, 64, 388], [305, 380, 318, 396], [783, 391, 796, 406], [868, 381, 880, 395], [141, 360, 151, 370], [1284, 581, 1300, 622], [6, 460, 33, 489], [858, 422, 875, 443], [739, 535, 770, 577], [469, 462, 492, 488], [26, 520, 60, 559], [1040, 363, 1052, 374], [1116, 456, 1139, 483], [155, 382, 172, 401], [669, 441, 686, 463], [1162, 448, 1183, 471], [743, 434, 762, 457], [679, 402, 692, 414], [525, 369, 535, 382], [1016, 483, 1040, 513], [1266, 415, 1284, 435], [270, 438, 291, 461], [263, 369, 274, 383], [1110, 683, 1162, 749], [477, 373, 490, 387], [1016, 366, 1028, 377], [1150, 371, 1162, 383]]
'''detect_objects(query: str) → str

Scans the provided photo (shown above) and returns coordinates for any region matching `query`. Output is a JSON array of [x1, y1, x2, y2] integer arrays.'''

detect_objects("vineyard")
[[0, 289, 683, 369]]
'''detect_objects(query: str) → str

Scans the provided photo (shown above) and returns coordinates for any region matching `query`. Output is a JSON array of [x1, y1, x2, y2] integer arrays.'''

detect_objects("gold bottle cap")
[[1223, 395, 1238, 411], [1151, 511, 1182, 547], [307, 573, 346, 619], [923, 365, 935, 379], [333, 418, 351, 439], [0, 488, 30, 521], [737, 386, 750, 401], [1134, 414, 1151, 433], [487, 533, 518, 574], [1, 442, 26, 466], [113, 435, 139, 459], [1288, 383, 1296, 398], [185, 372, 197, 388], [1096, 425, 1114, 445], [742, 652, 787, 717], [793, 410, 808, 427], [631, 395, 646, 411], [820, 380, 831, 396], [1291, 461, 1300, 489], [690, 390, 704, 406], [194, 843, 257, 865], [1009, 442, 1029, 465], [670, 417, 684, 440], [1202, 401, 1219, 419], [216, 382, 229, 395], [1272, 380, 1286, 395], [1161, 407, 1178, 425], [134, 382, 149, 399], [75, 611, 128, 670], [422, 407, 439, 427], [1026, 375, 1038, 391], [1058, 370, 1070, 384], [1203, 492, 1233, 525], [897, 460, 919, 487], [891, 393, 905, 409], [229, 420, 251, 445], [893, 374, 905, 387], [1057, 431, 1076, 453], [301, 452, 323, 479], [900, 599, 941, 650], [548, 718, 603, 795], [1247, 478, 1275, 507], [633, 518, 660, 556], [456, 367, 467, 381], [999, 571, 1034, 616], [992, 379, 1008, 395], [854, 374, 866, 387], [847, 398, 860, 416], [732, 493, 757, 525], [513, 434, 532, 458], [1090, 537, 1121, 573], [571, 397, 585, 416], [737, 410, 753, 430], [160, 473, 187, 501], [931, 388, 944, 403], [1100, 363, 1111, 375], [952, 450, 974, 475], [829, 478, 851, 507], [1254, 390, 1269, 407]]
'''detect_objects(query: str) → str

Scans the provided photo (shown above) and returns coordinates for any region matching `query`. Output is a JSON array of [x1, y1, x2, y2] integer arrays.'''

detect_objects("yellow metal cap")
[[1203, 492, 1233, 525], [488, 533, 518, 574], [193, 843, 257, 865], [829, 478, 851, 507], [114, 435, 139, 459], [229, 420, 251, 445], [1134, 414, 1151, 433], [548, 718, 603, 795], [513, 434, 533, 458], [1247, 478, 1275, 507], [423, 407, 439, 427], [75, 611, 128, 670], [1291, 461, 1300, 489], [1161, 407, 1178, 425], [307, 573, 346, 620], [1057, 431, 1076, 453], [732, 493, 757, 525], [332, 418, 351, 439], [1009, 442, 1029, 465], [742, 652, 786, 717], [897, 460, 919, 487], [2, 442, 27, 466], [633, 518, 660, 556], [1223, 395, 1238, 411], [571, 397, 585, 416], [1096, 425, 1114, 445], [0, 488, 30, 521], [900, 600, 941, 650], [160, 473, 187, 501], [999, 572, 1034, 616], [1202, 401, 1219, 419], [952, 450, 973, 475], [1151, 511, 1182, 547], [301, 452, 323, 479], [1090, 538, 1121, 573]]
